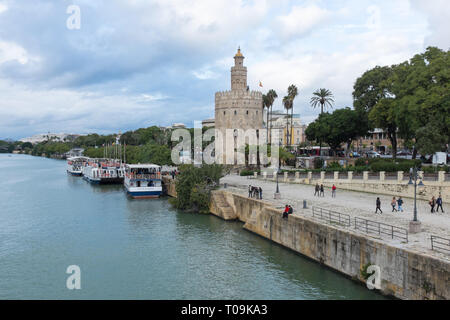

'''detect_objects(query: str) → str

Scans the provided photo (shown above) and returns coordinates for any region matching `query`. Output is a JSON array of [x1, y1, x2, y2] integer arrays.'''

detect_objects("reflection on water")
[[0, 154, 387, 299]]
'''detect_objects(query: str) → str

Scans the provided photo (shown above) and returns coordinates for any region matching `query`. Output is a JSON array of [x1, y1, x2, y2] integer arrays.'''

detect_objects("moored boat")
[[82, 158, 125, 184], [124, 164, 162, 198], [67, 156, 89, 176]]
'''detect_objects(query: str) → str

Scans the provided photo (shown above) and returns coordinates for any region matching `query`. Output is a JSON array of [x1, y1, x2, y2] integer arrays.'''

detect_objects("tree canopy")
[[353, 46, 449, 158]]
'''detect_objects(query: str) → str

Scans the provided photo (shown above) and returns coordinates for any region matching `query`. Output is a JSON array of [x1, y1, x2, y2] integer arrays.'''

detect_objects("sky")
[[0, 0, 449, 140]]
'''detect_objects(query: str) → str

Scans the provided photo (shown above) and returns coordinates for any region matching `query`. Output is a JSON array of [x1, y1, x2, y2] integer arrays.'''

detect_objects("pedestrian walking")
[[314, 183, 319, 196], [429, 196, 436, 213], [248, 185, 252, 198], [391, 197, 397, 212], [397, 197, 404, 212], [375, 197, 382, 214], [331, 184, 336, 198], [320, 184, 324, 197], [259, 187, 262, 200], [436, 194, 444, 213]]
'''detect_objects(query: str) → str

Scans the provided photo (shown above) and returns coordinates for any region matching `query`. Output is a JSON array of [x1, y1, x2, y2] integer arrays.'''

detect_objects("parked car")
[[397, 150, 412, 156], [349, 152, 361, 158], [365, 151, 381, 158]]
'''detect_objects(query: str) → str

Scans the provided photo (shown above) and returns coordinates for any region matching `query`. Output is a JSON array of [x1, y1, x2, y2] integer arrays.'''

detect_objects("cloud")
[[276, 5, 331, 39], [0, 0, 447, 138], [409, 0, 450, 49], [0, 2, 7, 14]]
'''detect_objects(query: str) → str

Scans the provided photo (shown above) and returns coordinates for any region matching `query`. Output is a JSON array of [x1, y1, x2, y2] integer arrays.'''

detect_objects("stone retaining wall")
[[210, 190, 450, 300]]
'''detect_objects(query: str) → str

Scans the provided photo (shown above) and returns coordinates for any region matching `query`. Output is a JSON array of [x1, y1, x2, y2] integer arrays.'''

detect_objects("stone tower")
[[214, 48, 263, 164]]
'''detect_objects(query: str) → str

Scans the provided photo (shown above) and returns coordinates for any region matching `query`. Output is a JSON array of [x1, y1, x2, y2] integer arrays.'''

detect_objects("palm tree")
[[287, 84, 298, 146], [282, 95, 292, 146], [266, 89, 277, 142], [262, 94, 271, 141], [310, 88, 334, 114], [310, 88, 334, 156]]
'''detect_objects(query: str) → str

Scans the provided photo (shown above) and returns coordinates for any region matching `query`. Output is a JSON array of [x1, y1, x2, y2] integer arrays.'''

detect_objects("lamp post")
[[274, 167, 281, 199], [408, 166, 424, 233]]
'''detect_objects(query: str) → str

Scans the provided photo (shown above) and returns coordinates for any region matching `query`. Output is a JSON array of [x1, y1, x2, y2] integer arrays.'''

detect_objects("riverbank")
[[163, 175, 449, 299]]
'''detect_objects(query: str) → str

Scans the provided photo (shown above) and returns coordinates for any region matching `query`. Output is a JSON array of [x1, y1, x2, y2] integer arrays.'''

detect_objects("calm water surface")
[[0, 154, 386, 299]]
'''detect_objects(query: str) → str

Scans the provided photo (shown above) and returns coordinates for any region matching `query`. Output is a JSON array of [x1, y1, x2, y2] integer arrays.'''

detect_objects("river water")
[[0, 154, 386, 299]]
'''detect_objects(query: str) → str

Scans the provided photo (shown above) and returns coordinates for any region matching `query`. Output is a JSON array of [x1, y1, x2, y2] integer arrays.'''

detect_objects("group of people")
[[429, 194, 444, 213], [314, 183, 337, 198], [282, 205, 293, 219], [390, 196, 404, 212], [375, 194, 445, 214], [248, 185, 263, 199]]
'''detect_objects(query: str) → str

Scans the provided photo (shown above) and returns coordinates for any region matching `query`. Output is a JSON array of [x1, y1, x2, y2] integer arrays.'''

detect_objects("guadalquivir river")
[[0, 154, 386, 299]]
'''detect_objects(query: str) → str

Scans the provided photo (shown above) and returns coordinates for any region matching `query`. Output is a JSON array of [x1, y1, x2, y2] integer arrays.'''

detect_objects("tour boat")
[[67, 156, 89, 176], [82, 159, 125, 184], [124, 164, 162, 199]]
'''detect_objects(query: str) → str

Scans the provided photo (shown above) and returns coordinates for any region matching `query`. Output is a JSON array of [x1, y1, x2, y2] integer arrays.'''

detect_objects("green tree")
[[172, 164, 223, 213], [305, 108, 367, 155], [266, 89, 278, 142], [310, 88, 334, 114], [415, 123, 448, 156], [287, 84, 298, 146], [282, 95, 292, 146]]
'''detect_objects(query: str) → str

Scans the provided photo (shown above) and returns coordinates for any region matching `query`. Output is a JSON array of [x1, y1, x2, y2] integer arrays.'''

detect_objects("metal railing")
[[312, 207, 351, 227], [354, 217, 408, 242], [431, 235, 450, 254]]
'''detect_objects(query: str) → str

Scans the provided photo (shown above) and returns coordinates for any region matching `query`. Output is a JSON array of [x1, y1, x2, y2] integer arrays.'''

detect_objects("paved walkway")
[[220, 174, 450, 261]]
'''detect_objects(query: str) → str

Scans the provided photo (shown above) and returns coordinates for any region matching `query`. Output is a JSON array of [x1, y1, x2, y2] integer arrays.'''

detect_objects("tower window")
[[234, 110, 237, 115], [246, 110, 248, 115], [223, 111, 226, 115]]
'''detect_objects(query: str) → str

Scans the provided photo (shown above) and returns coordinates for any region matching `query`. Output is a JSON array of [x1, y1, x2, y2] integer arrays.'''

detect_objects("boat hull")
[[67, 170, 83, 176], [126, 190, 162, 199]]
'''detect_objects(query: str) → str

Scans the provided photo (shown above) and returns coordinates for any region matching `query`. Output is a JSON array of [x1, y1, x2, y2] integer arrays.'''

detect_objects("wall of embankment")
[[162, 176, 449, 300], [209, 190, 449, 300]]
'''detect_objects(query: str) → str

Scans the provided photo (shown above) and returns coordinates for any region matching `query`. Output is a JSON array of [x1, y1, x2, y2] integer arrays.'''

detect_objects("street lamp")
[[274, 167, 281, 199], [408, 166, 424, 233]]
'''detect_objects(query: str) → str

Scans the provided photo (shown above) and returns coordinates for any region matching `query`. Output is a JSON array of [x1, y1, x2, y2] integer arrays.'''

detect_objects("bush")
[[173, 164, 223, 213], [240, 169, 259, 176], [327, 161, 342, 169], [314, 157, 324, 169]]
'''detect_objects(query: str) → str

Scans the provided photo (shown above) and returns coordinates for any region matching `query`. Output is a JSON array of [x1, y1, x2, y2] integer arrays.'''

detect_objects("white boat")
[[67, 156, 89, 176], [82, 159, 125, 184], [124, 164, 162, 199]]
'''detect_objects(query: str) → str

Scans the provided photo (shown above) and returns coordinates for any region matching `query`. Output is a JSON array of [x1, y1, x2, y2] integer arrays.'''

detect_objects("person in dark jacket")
[[397, 197, 404, 212], [314, 183, 319, 196], [320, 184, 324, 197], [375, 197, 382, 214], [436, 194, 444, 213], [288, 205, 293, 215], [259, 187, 262, 200]]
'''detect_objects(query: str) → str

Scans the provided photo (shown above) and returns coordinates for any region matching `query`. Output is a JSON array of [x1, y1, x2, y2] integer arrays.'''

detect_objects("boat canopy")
[[67, 156, 90, 161], [126, 164, 161, 169]]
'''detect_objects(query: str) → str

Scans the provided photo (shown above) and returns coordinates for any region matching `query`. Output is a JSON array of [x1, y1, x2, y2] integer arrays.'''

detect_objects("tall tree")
[[353, 66, 398, 157], [310, 88, 334, 114], [282, 95, 292, 146], [266, 89, 278, 142], [287, 84, 298, 146], [262, 94, 271, 141]]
